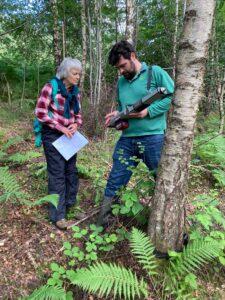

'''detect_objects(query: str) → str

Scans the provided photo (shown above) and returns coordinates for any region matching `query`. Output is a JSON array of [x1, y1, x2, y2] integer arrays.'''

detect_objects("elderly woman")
[[35, 57, 82, 230]]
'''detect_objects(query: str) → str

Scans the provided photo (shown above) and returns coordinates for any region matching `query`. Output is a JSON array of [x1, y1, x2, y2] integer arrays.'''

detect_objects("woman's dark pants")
[[42, 126, 79, 222]]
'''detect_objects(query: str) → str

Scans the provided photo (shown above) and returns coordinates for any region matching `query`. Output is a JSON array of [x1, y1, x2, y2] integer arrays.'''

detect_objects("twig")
[[67, 209, 100, 229]]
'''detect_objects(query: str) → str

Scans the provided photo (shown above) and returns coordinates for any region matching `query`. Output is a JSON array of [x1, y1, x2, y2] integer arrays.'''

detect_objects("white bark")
[[172, 0, 179, 79], [218, 74, 225, 134], [49, 0, 61, 68], [126, 0, 136, 45], [148, 0, 216, 252], [80, 0, 87, 95]]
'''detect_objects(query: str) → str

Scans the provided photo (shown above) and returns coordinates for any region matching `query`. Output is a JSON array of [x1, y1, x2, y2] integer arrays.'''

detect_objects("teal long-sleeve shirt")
[[117, 63, 174, 137]]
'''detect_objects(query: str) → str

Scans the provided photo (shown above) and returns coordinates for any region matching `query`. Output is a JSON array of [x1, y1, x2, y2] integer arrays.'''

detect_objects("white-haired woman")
[[35, 57, 83, 230]]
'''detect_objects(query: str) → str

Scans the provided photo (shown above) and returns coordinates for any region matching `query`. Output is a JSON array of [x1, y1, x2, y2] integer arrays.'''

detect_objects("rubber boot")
[[96, 196, 116, 227]]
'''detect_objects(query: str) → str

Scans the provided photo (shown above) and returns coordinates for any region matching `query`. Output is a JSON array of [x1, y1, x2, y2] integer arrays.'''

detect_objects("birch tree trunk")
[[94, 0, 102, 107], [80, 0, 87, 96], [172, 0, 179, 79], [218, 74, 225, 134], [126, 0, 136, 45], [49, 0, 62, 69], [148, 0, 216, 253]]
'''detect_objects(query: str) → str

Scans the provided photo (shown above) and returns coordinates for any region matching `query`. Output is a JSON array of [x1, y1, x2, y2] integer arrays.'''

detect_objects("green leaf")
[[50, 263, 60, 272], [63, 242, 71, 250], [184, 273, 198, 290], [219, 256, 225, 266], [120, 206, 130, 214]]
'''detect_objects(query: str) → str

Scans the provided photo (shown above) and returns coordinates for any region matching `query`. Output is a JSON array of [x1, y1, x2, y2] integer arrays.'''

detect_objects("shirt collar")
[[130, 62, 147, 81]]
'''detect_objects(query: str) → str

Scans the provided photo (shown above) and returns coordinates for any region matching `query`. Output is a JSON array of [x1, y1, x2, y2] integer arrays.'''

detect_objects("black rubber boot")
[[96, 196, 116, 227]]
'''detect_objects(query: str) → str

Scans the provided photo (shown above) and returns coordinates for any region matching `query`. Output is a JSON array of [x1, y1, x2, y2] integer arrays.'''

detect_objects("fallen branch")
[[67, 208, 100, 229]]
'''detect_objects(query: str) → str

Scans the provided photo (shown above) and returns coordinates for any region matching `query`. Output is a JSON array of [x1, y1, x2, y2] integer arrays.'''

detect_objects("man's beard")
[[123, 61, 136, 80]]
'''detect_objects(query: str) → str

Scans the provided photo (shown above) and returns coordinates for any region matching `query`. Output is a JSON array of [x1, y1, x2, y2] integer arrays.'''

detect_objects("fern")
[[2, 136, 24, 151], [7, 151, 41, 163], [0, 150, 6, 159], [0, 167, 28, 202], [72, 262, 148, 300], [0, 167, 20, 192], [0, 167, 58, 207], [25, 285, 69, 300], [130, 227, 157, 276], [168, 238, 220, 283], [22, 194, 59, 208]]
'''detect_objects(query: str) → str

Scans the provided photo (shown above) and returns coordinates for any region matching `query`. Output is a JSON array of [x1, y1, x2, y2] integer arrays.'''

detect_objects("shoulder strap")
[[49, 78, 60, 109], [147, 65, 154, 91]]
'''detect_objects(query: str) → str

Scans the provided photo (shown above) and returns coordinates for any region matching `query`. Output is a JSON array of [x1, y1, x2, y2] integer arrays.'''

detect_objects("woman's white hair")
[[56, 57, 82, 79]]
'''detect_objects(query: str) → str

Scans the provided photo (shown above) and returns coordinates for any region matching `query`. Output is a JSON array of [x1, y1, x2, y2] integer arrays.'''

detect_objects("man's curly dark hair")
[[108, 40, 136, 66]]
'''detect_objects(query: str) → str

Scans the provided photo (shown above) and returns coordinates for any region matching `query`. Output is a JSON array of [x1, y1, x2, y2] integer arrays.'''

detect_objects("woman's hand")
[[60, 126, 74, 138], [105, 111, 119, 126], [68, 123, 78, 134]]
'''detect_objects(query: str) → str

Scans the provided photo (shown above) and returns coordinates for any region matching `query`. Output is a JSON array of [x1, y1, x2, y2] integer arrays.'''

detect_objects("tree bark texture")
[[80, 0, 87, 96], [49, 0, 62, 69], [172, 0, 179, 79], [126, 0, 136, 45], [218, 73, 225, 134], [148, 0, 216, 253]]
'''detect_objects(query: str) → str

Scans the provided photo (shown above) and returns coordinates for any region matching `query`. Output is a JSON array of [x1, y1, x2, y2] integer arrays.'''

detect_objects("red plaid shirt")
[[35, 83, 83, 131]]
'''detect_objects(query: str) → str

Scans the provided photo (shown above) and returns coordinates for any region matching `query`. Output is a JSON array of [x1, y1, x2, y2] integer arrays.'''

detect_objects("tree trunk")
[[49, 0, 62, 69], [126, 0, 136, 45], [218, 74, 225, 134], [20, 61, 26, 108], [80, 0, 87, 96], [94, 0, 102, 107], [148, 0, 216, 253], [172, 0, 179, 79]]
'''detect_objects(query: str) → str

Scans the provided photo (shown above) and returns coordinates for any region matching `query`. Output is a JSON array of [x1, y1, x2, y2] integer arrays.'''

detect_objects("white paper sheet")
[[52, 131, 89, 160]]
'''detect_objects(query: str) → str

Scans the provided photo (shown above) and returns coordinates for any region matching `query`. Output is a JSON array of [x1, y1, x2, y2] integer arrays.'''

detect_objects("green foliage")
[[168, 239, 220, 279], [7, 150, 41, 163], [2, 136, 24, 150], [188, 192, 225, 266], [72, 261, 148, 300], [194, 134, 225, 166], [62, 223, 119, 266], [193, 133, 225, 186], [130, 227, 157, 276], [0, 166, 27, 202], [25, 285, 71, 300], [29, 227, 224, 299], [112, 157, 154, 224], [0, 166, 58, 207], [22, 194, 59, 208]]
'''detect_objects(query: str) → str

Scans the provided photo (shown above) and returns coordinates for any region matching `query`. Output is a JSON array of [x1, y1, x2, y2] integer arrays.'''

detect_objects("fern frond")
[[130, 227, 157, 276], [0, 150, 6, 159], [2, 136, 24, 151], [0, 167, 29, 203], [72, 261, 148, 300], [26, 285, 67, 300], [0, 167, 20, 193], [21, 194, 59, 208], [7, 151, 41, 163], [168, 238, 221, 279]]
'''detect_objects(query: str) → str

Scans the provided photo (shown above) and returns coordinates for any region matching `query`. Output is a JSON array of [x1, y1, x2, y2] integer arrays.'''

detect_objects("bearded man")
[[97, 40, 174, 227]]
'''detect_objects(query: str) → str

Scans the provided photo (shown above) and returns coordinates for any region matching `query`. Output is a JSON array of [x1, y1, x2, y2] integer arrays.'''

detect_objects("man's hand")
[[105, 111, 119, 126], [129, 108, 148, 119]]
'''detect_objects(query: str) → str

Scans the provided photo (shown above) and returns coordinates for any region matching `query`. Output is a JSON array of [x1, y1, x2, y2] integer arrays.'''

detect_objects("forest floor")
[[0, 115, 225, 300]]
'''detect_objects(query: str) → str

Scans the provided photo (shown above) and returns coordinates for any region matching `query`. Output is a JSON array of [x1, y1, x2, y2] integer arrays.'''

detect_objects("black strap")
[[147, 65, 153, 91]]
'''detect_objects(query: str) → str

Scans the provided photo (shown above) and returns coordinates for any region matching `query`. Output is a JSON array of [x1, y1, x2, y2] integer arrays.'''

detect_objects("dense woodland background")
[[0, 0, 224, 134], [0, 0, 225, 299]]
